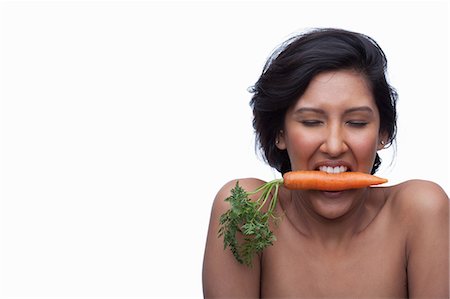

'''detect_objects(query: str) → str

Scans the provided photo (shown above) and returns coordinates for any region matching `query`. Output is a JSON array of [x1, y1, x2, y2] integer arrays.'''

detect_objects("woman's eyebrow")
[[294, 107, 326, 114], [294, 106, 374, 115], [344, 106, 374, 114]]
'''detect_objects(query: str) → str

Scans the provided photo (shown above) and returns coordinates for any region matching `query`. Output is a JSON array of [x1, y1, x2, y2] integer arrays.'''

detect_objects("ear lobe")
[[377, 134, 388, 150]]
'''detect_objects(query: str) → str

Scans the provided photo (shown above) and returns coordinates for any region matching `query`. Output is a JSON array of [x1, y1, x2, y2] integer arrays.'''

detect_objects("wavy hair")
[[249, 28, 397, 174]]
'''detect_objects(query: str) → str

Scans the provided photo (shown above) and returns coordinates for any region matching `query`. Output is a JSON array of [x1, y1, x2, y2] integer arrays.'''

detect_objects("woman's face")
[[277, 70, 386, 218]]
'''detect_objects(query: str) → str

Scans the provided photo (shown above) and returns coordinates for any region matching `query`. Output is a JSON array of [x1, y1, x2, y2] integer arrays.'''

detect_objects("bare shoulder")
[[216, 177, 268, 199], [212, 177, 268, 212], [387, 179, 449, 220], [202, 177, 265, 298], [387, 180, 449, 297]]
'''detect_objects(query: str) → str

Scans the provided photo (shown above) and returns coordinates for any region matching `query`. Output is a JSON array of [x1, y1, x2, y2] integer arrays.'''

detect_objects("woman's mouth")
[[316, 165, 349, 197], [318, 165, 348, 174]]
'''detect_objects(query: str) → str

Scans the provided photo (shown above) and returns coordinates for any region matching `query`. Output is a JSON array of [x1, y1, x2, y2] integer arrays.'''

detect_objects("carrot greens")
[[218, 179, 282, 267]]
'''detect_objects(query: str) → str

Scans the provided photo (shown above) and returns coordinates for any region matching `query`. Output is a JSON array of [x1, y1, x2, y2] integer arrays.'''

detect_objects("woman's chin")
[[310, 190, 357, 220]]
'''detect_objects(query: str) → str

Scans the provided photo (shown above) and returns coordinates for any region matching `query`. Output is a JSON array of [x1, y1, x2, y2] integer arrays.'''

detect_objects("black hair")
[[249, 28, 397, 175]]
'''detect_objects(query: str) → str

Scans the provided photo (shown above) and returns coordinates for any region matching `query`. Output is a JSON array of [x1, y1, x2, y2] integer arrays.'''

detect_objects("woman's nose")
[[319, 126, 348, 157]]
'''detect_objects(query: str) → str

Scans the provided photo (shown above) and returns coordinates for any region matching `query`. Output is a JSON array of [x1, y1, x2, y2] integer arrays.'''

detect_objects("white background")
[[0, 1, 448, 298]]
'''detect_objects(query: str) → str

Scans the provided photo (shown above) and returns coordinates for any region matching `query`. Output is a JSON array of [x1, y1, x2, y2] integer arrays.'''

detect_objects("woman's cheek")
[[350, 136, 379, 169], [286, 132, 321, 170]]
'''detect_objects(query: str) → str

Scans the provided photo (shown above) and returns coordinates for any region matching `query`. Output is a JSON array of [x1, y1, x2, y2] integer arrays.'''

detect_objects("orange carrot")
[[283, 170, 387, 191]]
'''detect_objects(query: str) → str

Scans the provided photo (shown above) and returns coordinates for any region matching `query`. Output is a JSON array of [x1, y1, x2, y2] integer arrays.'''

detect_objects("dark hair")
[[249, 28, 397, 175]]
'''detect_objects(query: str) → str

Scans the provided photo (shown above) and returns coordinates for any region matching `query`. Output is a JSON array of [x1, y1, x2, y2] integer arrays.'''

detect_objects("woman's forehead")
[[292, 70, 376, 111]]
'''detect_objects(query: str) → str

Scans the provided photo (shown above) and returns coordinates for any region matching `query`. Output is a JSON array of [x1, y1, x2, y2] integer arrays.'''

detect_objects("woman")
[[202, 28, 449, 298]]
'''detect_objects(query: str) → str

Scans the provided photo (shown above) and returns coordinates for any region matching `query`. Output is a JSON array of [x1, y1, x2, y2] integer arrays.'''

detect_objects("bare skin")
[[203, 178, 449, 298], [203, 71, 449, 298]]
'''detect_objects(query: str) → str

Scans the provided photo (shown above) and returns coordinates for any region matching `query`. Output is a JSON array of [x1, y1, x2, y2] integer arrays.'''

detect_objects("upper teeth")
[[319, 166, 348, 174]]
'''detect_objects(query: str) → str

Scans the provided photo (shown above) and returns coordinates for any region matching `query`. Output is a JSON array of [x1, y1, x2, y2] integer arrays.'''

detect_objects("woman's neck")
[[284, 188, 379, 251]]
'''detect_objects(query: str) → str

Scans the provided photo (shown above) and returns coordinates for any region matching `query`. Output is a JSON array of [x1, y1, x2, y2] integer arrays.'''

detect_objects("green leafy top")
[[217, 179, 283, 267]]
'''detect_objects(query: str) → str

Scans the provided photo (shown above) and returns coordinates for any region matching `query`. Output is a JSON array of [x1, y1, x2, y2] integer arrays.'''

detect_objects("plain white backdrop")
[[0, 0, 448, 298]]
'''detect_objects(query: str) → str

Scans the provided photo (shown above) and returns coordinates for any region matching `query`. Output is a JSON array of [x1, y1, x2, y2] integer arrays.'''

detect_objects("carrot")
[[218, 171, 388, 266], [283, 170, 388, 191]]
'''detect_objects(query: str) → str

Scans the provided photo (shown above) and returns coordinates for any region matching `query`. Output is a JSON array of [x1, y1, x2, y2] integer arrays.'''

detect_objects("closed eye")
[[301, 120, 323, 127], [347, 121, 368, 127]]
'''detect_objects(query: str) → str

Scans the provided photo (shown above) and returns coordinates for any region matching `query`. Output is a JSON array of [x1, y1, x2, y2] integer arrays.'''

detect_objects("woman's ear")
[[377, 132, 388, 150], [276, 130, 287, 150]]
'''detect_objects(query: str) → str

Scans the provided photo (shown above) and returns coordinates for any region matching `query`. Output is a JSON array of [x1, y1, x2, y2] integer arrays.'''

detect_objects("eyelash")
[[301, 120, 323, 127], [300, 120, 368, 127], [347, 121, 368, 127]]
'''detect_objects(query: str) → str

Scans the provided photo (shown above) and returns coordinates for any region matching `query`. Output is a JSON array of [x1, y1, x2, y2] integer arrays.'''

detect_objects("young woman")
[[202, 28, 449, 298]]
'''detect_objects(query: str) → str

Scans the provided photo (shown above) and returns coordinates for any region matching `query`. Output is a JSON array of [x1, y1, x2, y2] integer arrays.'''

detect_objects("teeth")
[[319, 166, 348, 174]]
